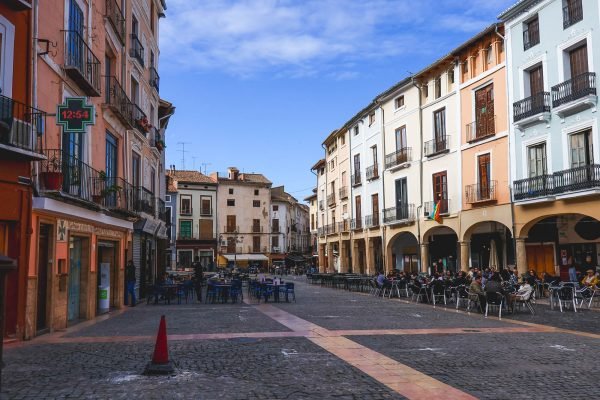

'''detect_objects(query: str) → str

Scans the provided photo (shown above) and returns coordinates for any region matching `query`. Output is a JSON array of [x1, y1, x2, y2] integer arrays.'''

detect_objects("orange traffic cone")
[[143, 315, 175, 375]]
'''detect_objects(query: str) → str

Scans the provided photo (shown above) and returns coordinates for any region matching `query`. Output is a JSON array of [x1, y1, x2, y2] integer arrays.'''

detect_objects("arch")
[[422, 225, 458, 242], [518, 212, 600, 238], [462, 220, 513, 242], [386, 231, 419, 273]]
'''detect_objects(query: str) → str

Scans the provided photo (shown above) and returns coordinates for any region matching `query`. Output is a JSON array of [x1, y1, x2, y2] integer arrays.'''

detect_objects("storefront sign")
[[56, 97, 95, 133], [95, 227, 122, 238], [68, 221, 94, 234]]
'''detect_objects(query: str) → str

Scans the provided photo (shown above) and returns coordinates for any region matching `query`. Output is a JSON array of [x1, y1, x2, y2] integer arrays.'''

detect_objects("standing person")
[[125, 260, 136, 307], [192, 256, 204, 302], [567, 256, 578, 283]]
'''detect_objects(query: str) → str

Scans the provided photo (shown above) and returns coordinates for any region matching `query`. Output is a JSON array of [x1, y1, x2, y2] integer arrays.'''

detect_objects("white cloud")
[[160, 0, 513, 77]]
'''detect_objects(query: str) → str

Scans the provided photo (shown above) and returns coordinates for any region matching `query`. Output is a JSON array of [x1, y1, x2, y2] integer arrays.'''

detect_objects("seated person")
[[581, 269, 599, 288], [453, 271, 468, 286], [509, 269, 520, 286], [484, 273, 506, 297], [468, 275, 485, 310], [507, 277, 535, 310], [376, 271, 386, 287]]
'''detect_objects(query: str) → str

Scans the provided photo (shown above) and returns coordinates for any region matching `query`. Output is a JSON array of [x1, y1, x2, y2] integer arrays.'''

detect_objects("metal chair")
[[485, 292, 504, 319], [431, 280, 446, 306], [514, 289, 535, 315], [455, 285, 470, 310], [556, 286, 577, 312]]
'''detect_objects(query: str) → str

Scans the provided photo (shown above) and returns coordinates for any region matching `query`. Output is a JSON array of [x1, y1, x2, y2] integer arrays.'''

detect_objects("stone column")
[[515, 238, 528, 275], [328, 242, 335, 272], [420, 243, 429, 274], [366, 238, 375, 275], [352, 241, 360, 273], [318, 243, 326, 273], [340, 241, 349, 273], [459, 241, 470, 272]]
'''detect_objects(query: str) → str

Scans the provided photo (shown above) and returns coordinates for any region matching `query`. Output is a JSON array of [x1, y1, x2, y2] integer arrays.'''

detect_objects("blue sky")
[[159, 0, 515, 201]]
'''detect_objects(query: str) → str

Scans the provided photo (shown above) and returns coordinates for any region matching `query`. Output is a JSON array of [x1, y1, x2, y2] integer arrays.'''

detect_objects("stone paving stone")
[[63, 303, 291, 338], [349, 332, 600, 400], [273, 279, 514, 330], [2, 338, 405, 400]]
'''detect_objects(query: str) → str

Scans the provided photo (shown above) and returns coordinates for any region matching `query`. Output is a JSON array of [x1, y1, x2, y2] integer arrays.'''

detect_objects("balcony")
[[90, 176, 138, 216], [271, 225, 280, 233], [223, 225, 239, 233], [366, 164, 379, 180], [131, 103, 149, 135], [551, 72, 597, 115], [385, 148, 412, 170], [150, 66, 160, 92], [351, 218, 363, 230], [424, 199, 450, 216], [318, 227, 325, 236], [151, 128, 165, 152], [424, 136, 450, 157], [106, 0, 125, 44], [351, 172, 362, 187], [563, 0, 583, 29], [383, 204, 415, 225], [63, 30, 101, 96], [0, 95, 46, 160], [180, 207, 192, 216], [465, 181, 497, 204], [515, 165, 600, 201], [104, 76, 134, 128], [337, 219, 351, 233], [327, 193, 336, 207], [137, 187, 155, 215], [252, 224, 263, 233], [513, 92, 551, 126], [365, 214, 380, 228], [523, 26, 540, 51], [200, 207, 212, 216], [338, 186, 348, 199], [466, 115, 496, 143], [325, 223, 337, 235], [319, 200, 324, 210], [130, 34, 144, 67]]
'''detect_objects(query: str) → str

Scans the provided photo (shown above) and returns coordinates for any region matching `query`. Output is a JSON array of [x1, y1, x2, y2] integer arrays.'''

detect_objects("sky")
[[159, 0, 516, 202]]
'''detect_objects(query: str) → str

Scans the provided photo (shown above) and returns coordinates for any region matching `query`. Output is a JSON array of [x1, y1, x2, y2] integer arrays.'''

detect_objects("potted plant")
[[40, 156, 63, 190], [92, 171, 107, 204]]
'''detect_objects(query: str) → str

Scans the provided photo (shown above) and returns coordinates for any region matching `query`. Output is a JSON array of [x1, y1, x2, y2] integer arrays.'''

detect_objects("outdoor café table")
[[161, 284, 183, 305], [214, 283, 232, 303], [267, 283, 286, 302]]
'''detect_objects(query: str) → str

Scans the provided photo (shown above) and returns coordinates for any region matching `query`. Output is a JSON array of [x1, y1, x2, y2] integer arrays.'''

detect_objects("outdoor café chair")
[[485, 292, 504, 319], [431, 280, 446, 306], [284, 282, 296, 302], [557, 286, 577, 312], [575, 286, 593, 309], [514, 290, 535, 315], [410, 283, 429, 303], [455, 285, 470, 310]]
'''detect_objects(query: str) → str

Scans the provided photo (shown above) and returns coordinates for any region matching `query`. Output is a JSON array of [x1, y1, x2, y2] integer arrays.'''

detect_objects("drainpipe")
[[32, 0, 40, 183], [376, 101, 387, 272], [494, 23, 505, 40], [348, 127, 353, 273], [412, 76, 424, 272]]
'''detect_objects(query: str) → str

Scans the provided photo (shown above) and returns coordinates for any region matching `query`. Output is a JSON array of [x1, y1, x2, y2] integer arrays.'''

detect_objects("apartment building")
[[500, 0, 600, 277], [312, 159, 327, 271], [165, 172, 177, 270], [270, 186, 310, 266], [167, 170, 217, 270], [377, 78, 421, 274], [0, 1, 48, 340], [455, 23, 515, 272], [304, 189, 319, 264], [213, 167, 272, 268], [25, 0, 171, 338]]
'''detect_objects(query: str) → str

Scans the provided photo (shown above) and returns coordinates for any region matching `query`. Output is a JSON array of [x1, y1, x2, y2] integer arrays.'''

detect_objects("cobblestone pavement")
[[3, 278, 599, 399]]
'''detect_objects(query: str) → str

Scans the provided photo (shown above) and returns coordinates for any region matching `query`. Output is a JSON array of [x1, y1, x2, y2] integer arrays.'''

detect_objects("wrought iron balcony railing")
[[338, 186, 348, 199], [337, 219, 351, 232], [157, 198, 166, 222], [130, 34, 144, 67], [385, 147, 411, 169], [424, 136, 450, 157], [150, 66, 160, 92], [0, 95, 46, 156], [513, 92, 550, 122], [383, 204, 415, 224], [466, 115, 496, 143], [104, 76, 134, 128], [131, 102, 149, 135], [553, 164, 600, 194], [223, 225, 239, 233], [325, 223, 337, 234], [272, 225, 280, 233], [563, 0, 583, 29], [551, 72, 596, 108], [351, 172, 362, 186], [137, 187, 155, 215], [523, 26, 540, 51], [351, 218, 363, 230], [106, 0, 125, 44], [327, 193, 336, 207], [424, 199, 450, 216], [365, 214, 380, 228], [366, 164, 379, 180], [252, 225, 263, 233], [465, 181, 497, 204], [63, 30, 101, 96], [513, 174, 554, 201]]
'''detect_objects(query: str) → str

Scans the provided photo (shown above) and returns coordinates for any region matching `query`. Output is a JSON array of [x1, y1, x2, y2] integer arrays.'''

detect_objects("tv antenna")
[[201, 162, 212, 175], [177, 142, 191, 169]]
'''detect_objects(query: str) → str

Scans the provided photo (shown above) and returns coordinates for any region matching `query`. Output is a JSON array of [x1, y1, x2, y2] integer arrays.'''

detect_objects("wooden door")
[[36, 225, 51, 331], [355, 195, 362, 226], [226, 215, 236, 233], [570, 45, 588, 94], [432, 171, 448, 213], [371, 193, 379, 225], [475, 85, 494, 138], [478, 154, 491, 200], [526, 245, 555, 275]]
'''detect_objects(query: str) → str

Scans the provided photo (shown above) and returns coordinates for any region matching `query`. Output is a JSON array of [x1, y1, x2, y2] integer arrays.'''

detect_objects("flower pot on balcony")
[[41, 171, 63, 191]]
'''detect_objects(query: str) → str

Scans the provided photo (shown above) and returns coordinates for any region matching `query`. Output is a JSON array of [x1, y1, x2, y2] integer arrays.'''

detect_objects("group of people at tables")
[[248, 274, 295, 303], [374, 265, 599, 313]]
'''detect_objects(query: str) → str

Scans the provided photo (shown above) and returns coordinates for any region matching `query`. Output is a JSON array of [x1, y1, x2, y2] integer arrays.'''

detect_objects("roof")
[[311, 159, 326, 170], [304, 192, 317, 201], [215, 172, 272, 185], [271, 186, 298, 204], [167, 170, 215, 185], [449, 23, 502, 55], [498, 0, 541, 21], [375, 76, 413, 102]]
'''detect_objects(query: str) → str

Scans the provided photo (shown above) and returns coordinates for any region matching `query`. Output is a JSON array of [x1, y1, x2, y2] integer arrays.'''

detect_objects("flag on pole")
[[429, 201, 443, 224]]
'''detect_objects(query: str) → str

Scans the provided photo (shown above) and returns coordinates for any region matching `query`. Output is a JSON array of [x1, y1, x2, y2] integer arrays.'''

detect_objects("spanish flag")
[[429, 201, 443, 224]]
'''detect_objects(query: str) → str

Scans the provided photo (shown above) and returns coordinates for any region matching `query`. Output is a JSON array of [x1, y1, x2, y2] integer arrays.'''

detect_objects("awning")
[[286, 254, 304, 262], [222, 254, 269, 261]]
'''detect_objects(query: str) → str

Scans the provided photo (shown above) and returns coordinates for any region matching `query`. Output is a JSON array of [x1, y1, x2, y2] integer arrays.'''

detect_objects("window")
[[254, 189, 259, 195], [166, 207, 172, 238], [0, 15, 15, 97], [130, 76, 139, 105], [253, 200, 260, 207], [150, 1, 155, 33], [528, 143, 547, 177], [523, 16, 540, 50], [180, 196, 191, 215], [478, 154, 491, 199], [272, 218, 280, 233], [463, 60, 469, 74], [486, 44, 493, 65], [423, 84, 429, 98], [570, 130, 593, 168], [353, 126, 359, 136], [340, 133, 345, 145], [253, 236, 261, 253], [434, 108, 446, 143], [432, 171, 448, 214], [434, 76, 441, 99], [355, 195, 361, 220], [368, 112, 375, 126], [354, 154, 361, 173], [395, 126, 407, 150], [310, 214, 315, 230], [564, 0, 583, 29], [177, 250, 193, 268], [395, 96, 405, 109], [229, 188, 234, 194], [200, 197, 211, 215], [448, 69, 455, 84], [226, 215, 236, 232], [132, 151, 141, 187], [272, 235, 279, 249], [105, 132, 117, 181], [165, 195, 171, 202], [371, 145, 378, 166], [227, 199, 235, 206], [273, 205, 279, 211], [252, 219, 261, 233], [179, 220, 192, 239], [199, 219, 213, 240], [150, 166, 156, 194]]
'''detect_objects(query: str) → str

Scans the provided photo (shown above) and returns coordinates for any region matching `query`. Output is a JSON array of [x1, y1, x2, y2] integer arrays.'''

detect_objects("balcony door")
[[570, 44, 588, 94], [371, 193, 379, 225], [529, 65, 544, 110], [570, 130, 593, 168], [477, 154, 491, 200], [434, 108, 446, 152], [475, 85, 494, 138], [395, 178, 407, 220], [62, 131, 83, 195], [432, 171, 448, 213], [355, 195, 361, 225], [395, 126, 407, 163], [67, 0, 84, 70], [226, 215, 236, 233], [105, 132, 118, 207]]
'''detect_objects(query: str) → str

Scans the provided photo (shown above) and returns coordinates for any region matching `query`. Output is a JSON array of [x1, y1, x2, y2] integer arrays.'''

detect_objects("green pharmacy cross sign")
[[56, 97, 95, 133]]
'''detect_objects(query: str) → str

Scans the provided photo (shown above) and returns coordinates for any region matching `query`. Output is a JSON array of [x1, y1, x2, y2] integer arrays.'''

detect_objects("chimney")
[[228, 167, 239, 180]]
